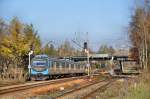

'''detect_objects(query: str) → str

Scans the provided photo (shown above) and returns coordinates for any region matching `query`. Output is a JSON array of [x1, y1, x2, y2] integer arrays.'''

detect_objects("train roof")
[[34, 54, 49, 58], [33, 54, 80, 63], [47, 58, 77, 64]]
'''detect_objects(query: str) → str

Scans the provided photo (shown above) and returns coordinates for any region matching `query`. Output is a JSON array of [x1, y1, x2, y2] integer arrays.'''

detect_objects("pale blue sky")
[[0, 0, 135, 51]]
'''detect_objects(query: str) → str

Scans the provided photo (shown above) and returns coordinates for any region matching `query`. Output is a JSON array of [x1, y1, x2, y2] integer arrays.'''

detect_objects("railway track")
[[0, 76, 88, 95], [56, 78, 116, 99], [82, 79, 116, 99]]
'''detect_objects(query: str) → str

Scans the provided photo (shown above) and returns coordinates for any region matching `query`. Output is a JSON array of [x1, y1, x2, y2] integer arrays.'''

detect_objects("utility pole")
[[72, 32, 91, 76], [85, 32, 90, 76], [85, 49, 90, 76], [87, 32, 90, 76]]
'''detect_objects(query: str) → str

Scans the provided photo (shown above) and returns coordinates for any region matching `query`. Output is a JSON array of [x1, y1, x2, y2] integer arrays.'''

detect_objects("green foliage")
[[43, 43, 57, 57], [98, 44, 115, 55]]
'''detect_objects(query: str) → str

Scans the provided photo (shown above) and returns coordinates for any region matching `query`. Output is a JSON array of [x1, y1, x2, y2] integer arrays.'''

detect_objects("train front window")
[[32, 60, 47, 66]]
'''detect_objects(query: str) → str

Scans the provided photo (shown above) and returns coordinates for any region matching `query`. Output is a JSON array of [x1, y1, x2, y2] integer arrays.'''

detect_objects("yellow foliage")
[[0, 17, 41, 68]]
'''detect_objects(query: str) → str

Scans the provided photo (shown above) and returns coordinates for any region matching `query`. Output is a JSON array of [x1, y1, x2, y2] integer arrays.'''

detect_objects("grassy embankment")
[[93, 70, 150, 99], [126, 70, 150, 99]]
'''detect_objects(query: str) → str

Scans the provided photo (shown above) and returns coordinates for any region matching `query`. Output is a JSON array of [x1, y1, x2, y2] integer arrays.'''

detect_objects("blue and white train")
[[29, 54, 86, 80]]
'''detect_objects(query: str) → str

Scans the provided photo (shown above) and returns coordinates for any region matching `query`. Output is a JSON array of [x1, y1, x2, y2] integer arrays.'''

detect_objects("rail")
[[0, 76, 88, 95], [56, 78, 116, 99]]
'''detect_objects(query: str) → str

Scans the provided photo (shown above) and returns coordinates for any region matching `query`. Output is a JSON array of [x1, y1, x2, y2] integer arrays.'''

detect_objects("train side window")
[[61, 62, 65, 68], [79, 64, 81, 69], [65, 62, 67, 68], [71, 64, 74, 69], [82, 64, 84, 69], [77, 64, 79, 69], [76, 64, 78, 69], [74, 64, 76, 70], [82, 65, 84, 69], [56, 62, 60, 68], [78, 64, 80, 69], [66, 62, 69, 68], [80, 64, 81, 69], [54, 62, 56, 69], [81, 64, 84, 69], [59, 62, 62, 68], [81, 64, 83, 69], [69, 63, 71, 69]]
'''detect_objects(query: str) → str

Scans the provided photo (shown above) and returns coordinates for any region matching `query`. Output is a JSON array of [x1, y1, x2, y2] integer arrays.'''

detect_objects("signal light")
[[84, 42, 87, 50]]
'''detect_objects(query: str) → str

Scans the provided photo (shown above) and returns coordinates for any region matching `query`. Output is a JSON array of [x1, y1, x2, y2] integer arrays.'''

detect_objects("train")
[[29, 54, 87, 80]]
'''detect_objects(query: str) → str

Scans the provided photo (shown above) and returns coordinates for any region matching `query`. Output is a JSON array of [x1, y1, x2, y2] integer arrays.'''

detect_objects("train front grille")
[[32, 66, 47, 72]]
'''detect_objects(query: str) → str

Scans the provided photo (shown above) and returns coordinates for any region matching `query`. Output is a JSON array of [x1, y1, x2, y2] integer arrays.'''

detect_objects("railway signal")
[[85, 49, 90, 76], [28, 50, 33, 80], [84, 42, 87, 50], [72, 34, 91, 76]]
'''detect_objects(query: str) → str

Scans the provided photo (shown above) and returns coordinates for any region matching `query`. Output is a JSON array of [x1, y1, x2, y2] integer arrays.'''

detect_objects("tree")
[[0, 18, 8, 73], [23, 24, 42, 68], [0, 18, 5, 41], [0, 17, 25, 68], [24, 24, 41, 54], [129, 0, 150, 69], [98, 45, 115, 55], [0, 17, 42, 70], [58, 40, 76, 57], [43, 43, 57, 57], [0, 17, 42, 80]]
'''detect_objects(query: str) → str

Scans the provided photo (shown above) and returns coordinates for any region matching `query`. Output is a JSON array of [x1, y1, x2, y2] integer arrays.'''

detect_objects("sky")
[[0, 0, 135, 51]]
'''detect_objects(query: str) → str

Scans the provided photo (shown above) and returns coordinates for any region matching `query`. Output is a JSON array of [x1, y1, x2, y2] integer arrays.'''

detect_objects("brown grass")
[[0, 68, 26, 86], [126, 70, 150, 99], [88, 70, 150, 99]]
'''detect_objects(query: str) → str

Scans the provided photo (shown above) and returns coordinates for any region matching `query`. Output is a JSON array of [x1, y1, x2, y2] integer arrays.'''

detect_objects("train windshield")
[[32, 60, 47, 66]]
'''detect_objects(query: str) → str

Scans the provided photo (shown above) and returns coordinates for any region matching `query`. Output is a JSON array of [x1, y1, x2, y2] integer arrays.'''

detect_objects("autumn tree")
[[23, 24, 42, 68], [129, 0, 150, 69], [0, 17, 42, 74], [0, 17, 24, 69], [24, 24, 41, 54], [0, 18, 8, 74]]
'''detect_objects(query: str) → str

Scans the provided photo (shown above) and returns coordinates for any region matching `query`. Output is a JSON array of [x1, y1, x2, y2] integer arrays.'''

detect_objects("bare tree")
[[129, 0, 150, 70]]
